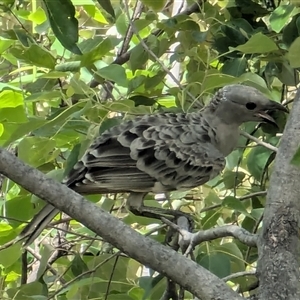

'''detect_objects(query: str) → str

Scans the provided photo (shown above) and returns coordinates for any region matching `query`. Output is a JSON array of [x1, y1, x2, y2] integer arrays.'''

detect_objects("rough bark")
[[257, 88, 300, 299], [0, 147, 243, 300]]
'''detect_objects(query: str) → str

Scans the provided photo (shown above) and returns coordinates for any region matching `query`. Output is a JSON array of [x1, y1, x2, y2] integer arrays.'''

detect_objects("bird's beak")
[[255, 101, 288, 126]]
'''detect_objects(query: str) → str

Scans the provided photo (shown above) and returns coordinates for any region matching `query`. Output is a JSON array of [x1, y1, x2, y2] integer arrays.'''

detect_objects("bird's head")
[[208, 84, 288, 126]]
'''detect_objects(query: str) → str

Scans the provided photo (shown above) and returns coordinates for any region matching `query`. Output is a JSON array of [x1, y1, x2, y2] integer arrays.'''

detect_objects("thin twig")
[[25, 247, 64, 281], [89, 0, 203, 88], [223, 270, 256, 282], [122, 0, 199, 102], [240, 131, 278, 152]]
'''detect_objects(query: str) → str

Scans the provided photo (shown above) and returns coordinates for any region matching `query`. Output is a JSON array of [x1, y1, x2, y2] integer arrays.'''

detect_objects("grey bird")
[[20, 84, 288, 246]]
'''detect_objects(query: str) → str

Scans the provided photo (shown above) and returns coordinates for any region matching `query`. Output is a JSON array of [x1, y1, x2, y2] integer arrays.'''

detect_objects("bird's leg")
[[127, 192, 194, 226]]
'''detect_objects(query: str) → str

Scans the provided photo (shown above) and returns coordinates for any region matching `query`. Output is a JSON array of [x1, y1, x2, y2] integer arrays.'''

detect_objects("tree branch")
[[240, 131, 278, 152], [89, 0, 203, 88], [162, 219, 257, 254], [223, 270, 256, 282], [257, 88, 300, 299], [192, 225, 257, 247], [0, 147, 243, 300]]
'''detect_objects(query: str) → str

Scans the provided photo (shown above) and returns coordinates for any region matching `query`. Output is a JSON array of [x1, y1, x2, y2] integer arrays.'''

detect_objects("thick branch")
[[0, 148, 243, 300], [257, 89, 300, 299]]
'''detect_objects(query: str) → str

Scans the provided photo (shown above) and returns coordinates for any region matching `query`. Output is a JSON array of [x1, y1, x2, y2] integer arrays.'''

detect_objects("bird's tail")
[[19, 204, 60, 247]]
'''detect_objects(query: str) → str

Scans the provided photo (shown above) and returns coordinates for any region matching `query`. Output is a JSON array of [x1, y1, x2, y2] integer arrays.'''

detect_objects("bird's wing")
[[63, 113, 225, 193]]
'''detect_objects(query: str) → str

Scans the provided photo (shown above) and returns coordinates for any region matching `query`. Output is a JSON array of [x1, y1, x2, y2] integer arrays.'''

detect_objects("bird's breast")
[[211, 125, 240, 156]]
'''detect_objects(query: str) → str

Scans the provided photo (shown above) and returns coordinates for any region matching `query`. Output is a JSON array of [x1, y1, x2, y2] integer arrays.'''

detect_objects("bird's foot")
[[161, 216, 195, 255], [128, 205, 194, 230]]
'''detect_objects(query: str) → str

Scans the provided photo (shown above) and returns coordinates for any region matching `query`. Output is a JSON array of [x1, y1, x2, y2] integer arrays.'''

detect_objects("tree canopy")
[[0, 0, 299, 299]]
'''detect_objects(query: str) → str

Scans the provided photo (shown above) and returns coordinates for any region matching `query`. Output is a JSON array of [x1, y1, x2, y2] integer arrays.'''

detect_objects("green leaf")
[[84, 5, 109, 24], [5, 195, 35, 227], [0, 90, 23, 108], [13, 29, 34, 47], [18, 137, 57, 167], [214, 243, 245, 273], [226, 150, 241, 170], [103, 99, 135, 113], [80, 37, 120, 66], [130, 95, 156, 107], [128, 287, 145, 300], [220, 24, 247, 45], [58, 277, 103, 295], [130, 44, 148, 73], [282, 13, 300, 46], [55, 61, 81, 72], [115, 13, 129, 36], [36, 245, 55, 280], [6, 282, 47, 300], [246, 145, 273, 181], [270, 5, 295, 33], [291, 146, 300, 166], [0, 83, 22, 92], [287, 37, 300, 68], [202, 71, 237, 92], [140, 0, 167, 11], [25, 91, 62, 102], [39, 71, 69, 78], [28, 6, 47, 24], [0, 38, 14, 54], [63, 143, 82, 177], [96, 0, 115, 19], [2, 119, 46, 146], [191, 30, 207, 43], [0, 123, 3, 137], [0, 223, 13, 237], [239, 72, 273, 98], [144, 72, 166, 90], [42, 0, 81, 54], [1, 107, 27, 123], [34, 101, 87, 135], [99, 117, 122, 134], [223, 170, 245, 189], [96, 64, 127, 87], [198, 253, 231, 278], [79, 36, 105, 53], [221, 58, 247, 77], [265, 61, 299, 86], [128, 75, 146, 93], [0, 243, 22, 268], [201, 211, 221, 229], [235, 32, 278, 53], [10, 44, 56, 69], [222, 196, 254, 219], [71, 254, 89, 277]]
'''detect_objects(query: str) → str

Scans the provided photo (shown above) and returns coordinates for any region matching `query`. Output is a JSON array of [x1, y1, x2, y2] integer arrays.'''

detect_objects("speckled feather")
[[63, 112, 225, 194]]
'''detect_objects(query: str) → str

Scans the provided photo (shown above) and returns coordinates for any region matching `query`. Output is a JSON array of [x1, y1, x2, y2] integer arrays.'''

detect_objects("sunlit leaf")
[[269, 5, 295, 33], [95, 0, 115, 19], [96, 64, 127, 86]]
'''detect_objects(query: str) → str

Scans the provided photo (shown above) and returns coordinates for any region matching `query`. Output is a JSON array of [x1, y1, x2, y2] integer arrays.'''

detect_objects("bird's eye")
[[246, 102, 257, 110]]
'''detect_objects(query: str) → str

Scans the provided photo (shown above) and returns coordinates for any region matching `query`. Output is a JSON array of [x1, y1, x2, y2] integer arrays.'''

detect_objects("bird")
[[20, 84, 288, 246]]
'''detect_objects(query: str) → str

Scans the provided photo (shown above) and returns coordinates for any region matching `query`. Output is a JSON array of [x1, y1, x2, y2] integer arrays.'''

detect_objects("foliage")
[[0, 0, 297, 299]]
